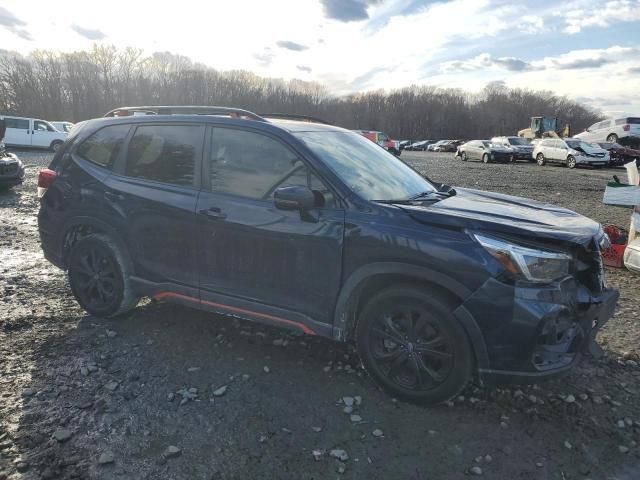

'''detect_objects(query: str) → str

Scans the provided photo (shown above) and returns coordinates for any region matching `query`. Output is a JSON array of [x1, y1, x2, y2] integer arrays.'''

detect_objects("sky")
[[1, 0, 639, 116]]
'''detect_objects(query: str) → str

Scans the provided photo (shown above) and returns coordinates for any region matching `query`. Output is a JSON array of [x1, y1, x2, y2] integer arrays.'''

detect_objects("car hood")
[[399, 187, 600, 245]]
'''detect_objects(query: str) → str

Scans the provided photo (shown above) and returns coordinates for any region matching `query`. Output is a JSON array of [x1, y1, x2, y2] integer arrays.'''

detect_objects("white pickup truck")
[[0, 115, 68, 152]]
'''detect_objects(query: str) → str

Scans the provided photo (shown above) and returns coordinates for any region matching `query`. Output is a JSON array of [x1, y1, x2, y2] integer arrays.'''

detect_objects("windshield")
[[566, 140, 595, 150], [295, 131, 437, 201], [507, 138, 530, 146]]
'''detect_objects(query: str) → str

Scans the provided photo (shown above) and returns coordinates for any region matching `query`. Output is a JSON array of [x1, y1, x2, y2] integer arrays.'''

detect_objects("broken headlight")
[[474, 234, 572, 283]]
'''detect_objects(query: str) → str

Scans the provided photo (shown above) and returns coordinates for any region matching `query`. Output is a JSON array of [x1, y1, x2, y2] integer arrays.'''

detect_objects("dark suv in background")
[[38, 106, 618, 405]]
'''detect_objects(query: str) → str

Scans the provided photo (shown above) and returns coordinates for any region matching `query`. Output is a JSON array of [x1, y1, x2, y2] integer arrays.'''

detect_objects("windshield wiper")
[[371, 199, 417, 205]]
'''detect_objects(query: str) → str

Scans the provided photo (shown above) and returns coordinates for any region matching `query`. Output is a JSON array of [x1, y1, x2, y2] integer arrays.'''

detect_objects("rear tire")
[[536, 153, 546, 166], [355, 286, 474, 405], [50, 140, 63, 153], [607, 134, 618, 143], [67, 233, 138, 318]]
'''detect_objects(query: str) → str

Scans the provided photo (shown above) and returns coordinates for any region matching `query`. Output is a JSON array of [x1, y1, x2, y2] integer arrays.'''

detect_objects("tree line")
[[0, 45, 601, 140]]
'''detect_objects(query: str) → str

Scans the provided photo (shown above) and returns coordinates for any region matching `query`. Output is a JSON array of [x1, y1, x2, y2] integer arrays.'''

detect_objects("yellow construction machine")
[[518, 116, 570, 140]]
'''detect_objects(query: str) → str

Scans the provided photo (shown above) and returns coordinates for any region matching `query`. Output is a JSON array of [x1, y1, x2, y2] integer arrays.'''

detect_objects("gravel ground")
[[1, 149, 639, 480]]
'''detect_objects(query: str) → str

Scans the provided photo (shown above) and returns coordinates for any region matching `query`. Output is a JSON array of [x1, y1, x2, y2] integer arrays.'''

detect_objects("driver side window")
[[34, 121, 52, 132], [209, 127, 334, 207]]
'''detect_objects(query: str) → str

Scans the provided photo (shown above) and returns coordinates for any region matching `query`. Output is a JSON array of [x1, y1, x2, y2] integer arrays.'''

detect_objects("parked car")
[[457, 140, 514, 163], [575, 116, 640, 146], [398, 140, 411, 151], [533, 138, 609, 168], [594, 142, 640, 167], [0, 119, 25, 191], [490, 136, 534, 162], [354, 129, 401, 156], [0, 115, 68, 152], [427, 140, 448, 151], [50, 121, 75, 133], [406, 140, 432, 151], [433, 140, 463, 152], [38, 105, 617, 405]]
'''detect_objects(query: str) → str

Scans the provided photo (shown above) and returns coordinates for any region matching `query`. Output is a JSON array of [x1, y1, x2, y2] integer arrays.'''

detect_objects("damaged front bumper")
[[455, 275, 618, 385]]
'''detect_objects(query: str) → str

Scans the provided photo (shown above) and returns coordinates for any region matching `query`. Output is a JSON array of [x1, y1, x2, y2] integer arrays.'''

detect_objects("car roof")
[[83, 115, 349, 135]]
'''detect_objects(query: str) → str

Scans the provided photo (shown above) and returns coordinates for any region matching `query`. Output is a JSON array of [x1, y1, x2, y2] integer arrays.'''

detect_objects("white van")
[[0, 116, 68, 152]]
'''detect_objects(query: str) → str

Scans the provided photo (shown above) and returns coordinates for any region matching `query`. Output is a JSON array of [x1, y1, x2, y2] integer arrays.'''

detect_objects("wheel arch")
[[60, 216, 125, 268], [332, 263, 490, 372]]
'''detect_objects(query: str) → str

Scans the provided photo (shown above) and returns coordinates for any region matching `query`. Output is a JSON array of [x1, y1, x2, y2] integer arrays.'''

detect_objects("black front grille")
[[0, 163, 18, 176]]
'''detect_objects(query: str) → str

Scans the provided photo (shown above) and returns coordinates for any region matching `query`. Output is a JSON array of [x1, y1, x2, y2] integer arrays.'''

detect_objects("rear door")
[[108, 123, 204, 291], [3, 118, 31, 146], [196, 126, 344, 327]]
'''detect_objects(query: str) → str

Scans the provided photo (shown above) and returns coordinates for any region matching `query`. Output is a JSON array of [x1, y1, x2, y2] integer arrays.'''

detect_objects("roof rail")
[[259, 113, 332, 125], [103, 106, 266, 121]]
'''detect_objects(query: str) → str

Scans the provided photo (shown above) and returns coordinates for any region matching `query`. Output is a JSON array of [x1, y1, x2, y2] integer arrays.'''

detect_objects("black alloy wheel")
[[356, 286, 473, 405], [68, 234, 138, 317]]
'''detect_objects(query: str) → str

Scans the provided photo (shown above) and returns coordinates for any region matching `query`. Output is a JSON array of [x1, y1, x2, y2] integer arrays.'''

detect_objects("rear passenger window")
[[125, 125, 202, 187], [76, 125, 130, 169]]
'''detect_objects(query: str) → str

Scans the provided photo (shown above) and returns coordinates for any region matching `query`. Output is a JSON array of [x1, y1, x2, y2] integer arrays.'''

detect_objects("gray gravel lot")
[[1, 149, 639, 480]]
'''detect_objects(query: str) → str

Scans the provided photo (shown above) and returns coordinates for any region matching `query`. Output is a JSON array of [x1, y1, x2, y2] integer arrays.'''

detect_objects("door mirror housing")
[[274, 185, 316, 210]]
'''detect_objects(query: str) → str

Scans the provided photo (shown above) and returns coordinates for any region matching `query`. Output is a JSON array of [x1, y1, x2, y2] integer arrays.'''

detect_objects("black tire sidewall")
[[482, 154, 489, 163], [567, 156, 576, 168], [355, 286, 474, 405], [537, 153, 545, 165], [68, 234, 127, 317]]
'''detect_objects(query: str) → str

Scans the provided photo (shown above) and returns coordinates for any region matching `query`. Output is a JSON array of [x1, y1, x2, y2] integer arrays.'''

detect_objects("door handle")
[[104, 191, 125, 201], [199, 207, 227, 220]]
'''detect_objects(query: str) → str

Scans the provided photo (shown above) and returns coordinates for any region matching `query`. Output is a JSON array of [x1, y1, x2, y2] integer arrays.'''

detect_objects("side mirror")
[[274, 185, 316, 210]]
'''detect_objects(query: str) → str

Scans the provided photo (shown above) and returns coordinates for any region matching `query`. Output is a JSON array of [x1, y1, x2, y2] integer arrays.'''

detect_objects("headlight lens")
[[474, 234, 572, 283]]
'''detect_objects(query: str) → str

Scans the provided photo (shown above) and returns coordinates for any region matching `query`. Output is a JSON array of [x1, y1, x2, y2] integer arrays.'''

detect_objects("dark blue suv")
[[38, 106, 618, 405]]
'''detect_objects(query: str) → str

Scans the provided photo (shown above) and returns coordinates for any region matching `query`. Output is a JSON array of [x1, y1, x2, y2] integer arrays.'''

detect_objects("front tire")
[[567, 155, 577, 168], [607, 134, 618, 143], [461, 152, 467, 161], [482, 153, 490, 163], [536, 153, 546, 166], [67, 233, 138, 318], [355, 286, 474, 405]]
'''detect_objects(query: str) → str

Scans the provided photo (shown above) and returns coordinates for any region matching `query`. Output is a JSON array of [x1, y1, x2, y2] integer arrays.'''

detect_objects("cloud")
[[533, 46, 640, 70], [253, 48, 275, 67], [276, 40, 308, 51], [628, 66, 640, 74], [441, 53, 537, 73], [320, 0, 382, 22], [0, 6, 32, 41], [71, 24, 107, 40], [297, 65, 312, 73], [564, 0, 640, 33]]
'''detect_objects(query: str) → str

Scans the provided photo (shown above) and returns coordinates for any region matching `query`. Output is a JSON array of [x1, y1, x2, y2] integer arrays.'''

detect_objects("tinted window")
[[77, 125, 130, 168], [296, 131, 437, 201], [208, 127, 334, 205], [617, 117, 640, 125], [126, 125, 202, 187], [5, 118, 29, 129]]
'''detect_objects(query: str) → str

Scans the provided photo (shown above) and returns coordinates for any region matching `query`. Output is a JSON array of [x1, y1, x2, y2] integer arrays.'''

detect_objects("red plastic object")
[[601, 225, 627, 268]]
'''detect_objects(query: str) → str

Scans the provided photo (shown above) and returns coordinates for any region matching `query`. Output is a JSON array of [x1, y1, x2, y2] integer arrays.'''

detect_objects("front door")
[[108, 123, 204, 291], [31, 120, 58, 148], [197, 126, 344, 327]]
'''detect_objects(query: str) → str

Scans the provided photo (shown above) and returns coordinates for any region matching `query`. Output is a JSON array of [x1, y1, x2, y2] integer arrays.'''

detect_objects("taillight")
[[37, 168, 57, 198], [623, 124, 630, 131]]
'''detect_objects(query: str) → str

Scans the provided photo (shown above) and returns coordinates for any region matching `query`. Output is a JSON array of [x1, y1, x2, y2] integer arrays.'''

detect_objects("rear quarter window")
[[76, 124, 131, 169], [618, 117, 640, 125], [5, 118, 29, 130]]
